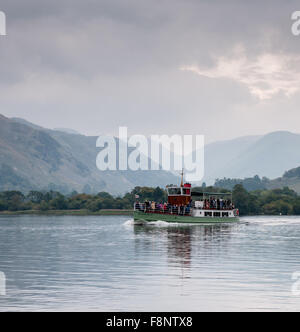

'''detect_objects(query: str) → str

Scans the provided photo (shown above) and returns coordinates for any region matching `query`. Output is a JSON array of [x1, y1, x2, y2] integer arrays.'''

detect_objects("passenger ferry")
[[133, 172, 239, 224]]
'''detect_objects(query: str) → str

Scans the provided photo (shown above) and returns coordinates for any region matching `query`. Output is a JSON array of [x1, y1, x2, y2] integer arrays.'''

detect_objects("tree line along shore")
[[1, 185, 300, 216]]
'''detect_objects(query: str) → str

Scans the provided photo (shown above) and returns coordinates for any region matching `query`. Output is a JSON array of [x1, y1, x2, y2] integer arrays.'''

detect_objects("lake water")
[[0, 215, 300, 311]]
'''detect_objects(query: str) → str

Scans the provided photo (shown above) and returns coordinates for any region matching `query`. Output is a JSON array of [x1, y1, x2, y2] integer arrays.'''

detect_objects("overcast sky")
[[1, 0, 300, 143]]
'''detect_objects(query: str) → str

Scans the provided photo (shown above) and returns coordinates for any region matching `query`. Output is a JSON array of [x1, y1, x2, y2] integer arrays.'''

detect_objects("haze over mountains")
[[0, 114, 179, 195], [1, 113, 300, 194], [204, 131, 300, 184]]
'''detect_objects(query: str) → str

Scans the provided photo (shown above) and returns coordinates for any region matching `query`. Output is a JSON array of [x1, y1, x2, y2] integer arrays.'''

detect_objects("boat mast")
[[180, 168, 184, 188]]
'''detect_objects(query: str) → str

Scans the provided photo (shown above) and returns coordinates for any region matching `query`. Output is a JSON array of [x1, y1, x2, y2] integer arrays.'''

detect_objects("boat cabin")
[[166, 183, 191, 206]]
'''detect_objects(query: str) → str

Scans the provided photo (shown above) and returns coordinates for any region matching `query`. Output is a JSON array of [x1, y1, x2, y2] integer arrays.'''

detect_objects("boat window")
[[168, 188, 181, 195], [182, 188, 191, 195], [214, 212, 221, 217], [222, 212, 229, 217], [205, 212, 212, 217]]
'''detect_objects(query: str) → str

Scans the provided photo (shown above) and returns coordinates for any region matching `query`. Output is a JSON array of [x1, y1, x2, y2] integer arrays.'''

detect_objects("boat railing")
[[134, 203, 192, 216], [134, 203, 238, 218], [193, 206, 234, 211]]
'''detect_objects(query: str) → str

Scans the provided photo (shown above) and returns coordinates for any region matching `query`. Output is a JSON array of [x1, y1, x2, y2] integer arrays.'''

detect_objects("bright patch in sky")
[[181, 48, 300, 100]]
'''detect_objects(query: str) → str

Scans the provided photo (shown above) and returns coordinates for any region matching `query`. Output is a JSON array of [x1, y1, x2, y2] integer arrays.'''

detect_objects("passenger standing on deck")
[[145, 200, 150, 211], [186, 203, 191, 215], [151, 201, 155, 211], [180, 205, 184, 215], [163, 203, 167, 213], [228, 200, 231, 209]]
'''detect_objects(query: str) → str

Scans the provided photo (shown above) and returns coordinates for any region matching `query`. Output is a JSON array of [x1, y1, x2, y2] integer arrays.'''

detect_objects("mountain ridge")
[[203, 130, 300, 184], [0, 114, 179, 194], [2, 114, 300, 194]]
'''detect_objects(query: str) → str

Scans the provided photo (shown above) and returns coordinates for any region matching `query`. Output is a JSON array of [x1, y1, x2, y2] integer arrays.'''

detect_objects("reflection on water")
[[134, 224, 234, 273], [0, 215, 300, 311]]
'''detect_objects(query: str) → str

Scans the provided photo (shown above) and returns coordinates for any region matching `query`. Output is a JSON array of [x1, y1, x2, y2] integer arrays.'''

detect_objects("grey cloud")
[[1, 0, 299, 79], [0, 0, 300, 142]]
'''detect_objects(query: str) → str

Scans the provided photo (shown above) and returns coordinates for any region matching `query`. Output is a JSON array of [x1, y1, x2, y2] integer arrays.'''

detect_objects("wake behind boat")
[[134, 172, 239, 224]]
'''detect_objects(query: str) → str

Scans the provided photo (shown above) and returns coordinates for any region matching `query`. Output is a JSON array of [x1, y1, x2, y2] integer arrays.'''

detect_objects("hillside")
[[0, 114, 179, 194], [267, 166, 300, 194], [215, 166, 300, 194], [2, 114, 300, 194], [203, 131, 300, 184]]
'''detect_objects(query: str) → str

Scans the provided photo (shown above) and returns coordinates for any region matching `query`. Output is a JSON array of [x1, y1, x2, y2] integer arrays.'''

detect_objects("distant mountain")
[[2, 114, 300, 194], [0, 114, 179, 195], [267, 166, 300, 194], [215, 175, 268, 192], [53, 128, 81, 135], [203, 131, 300, 184], [214, 166, 300, 194], [11, 117, 45, 131]]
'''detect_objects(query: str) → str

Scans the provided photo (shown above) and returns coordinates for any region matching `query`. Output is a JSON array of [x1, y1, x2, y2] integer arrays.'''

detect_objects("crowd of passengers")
[[135, 198, 234, 215], [135, 201, 192, 215], [196, 198, 233, 210]]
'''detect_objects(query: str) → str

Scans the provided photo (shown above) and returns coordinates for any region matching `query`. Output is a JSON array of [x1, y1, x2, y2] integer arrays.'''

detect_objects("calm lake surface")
[[0, 215, 300, 311]]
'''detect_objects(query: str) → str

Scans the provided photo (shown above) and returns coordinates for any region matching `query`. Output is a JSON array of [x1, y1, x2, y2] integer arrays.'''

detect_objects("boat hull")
[[133, 211, 239, 224]]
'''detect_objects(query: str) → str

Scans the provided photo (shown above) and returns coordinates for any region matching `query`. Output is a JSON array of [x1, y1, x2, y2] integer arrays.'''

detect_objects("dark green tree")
[[232, 184, 250, 215]]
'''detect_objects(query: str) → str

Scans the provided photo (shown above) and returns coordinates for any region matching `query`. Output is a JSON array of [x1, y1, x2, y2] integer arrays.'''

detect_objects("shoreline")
[[0, 209, 134, 216], [0, 210, 293, 217]]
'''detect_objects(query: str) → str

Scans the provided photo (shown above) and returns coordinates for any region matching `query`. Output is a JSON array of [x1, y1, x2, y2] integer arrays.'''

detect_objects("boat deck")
[[133, 210, 239, 224]]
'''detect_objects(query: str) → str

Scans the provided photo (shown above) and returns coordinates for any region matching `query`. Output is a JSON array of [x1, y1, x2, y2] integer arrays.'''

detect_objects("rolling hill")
[[0, 114, 179, 195], [2, 113, 300, 194], [267, 166, 300, 194], [203, 131, 300, 185]]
